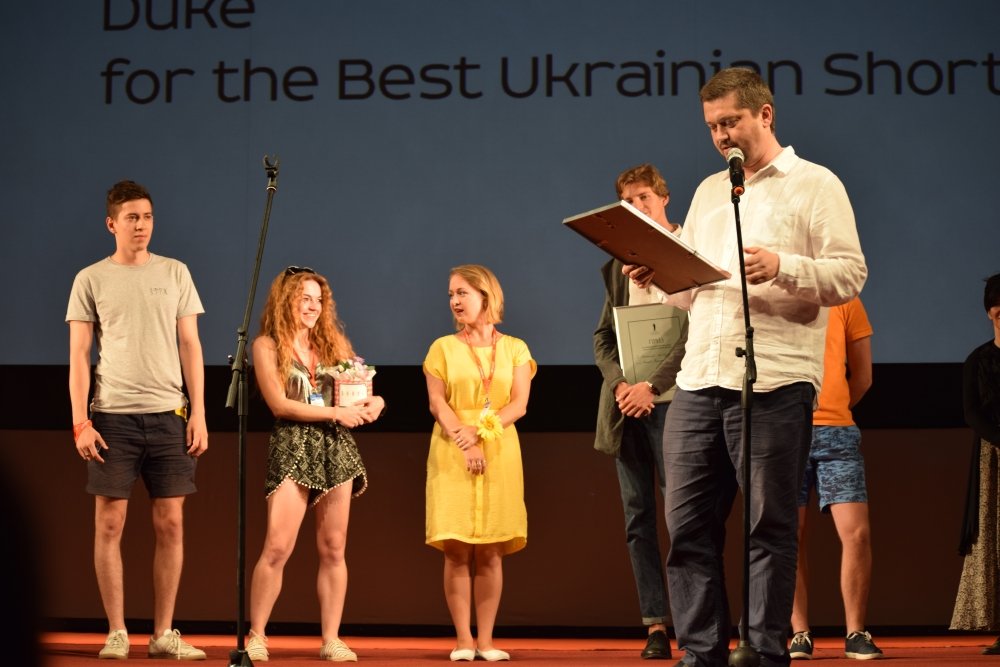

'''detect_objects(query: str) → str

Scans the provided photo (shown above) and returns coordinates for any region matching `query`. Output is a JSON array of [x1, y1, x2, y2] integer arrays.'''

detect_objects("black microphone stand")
[[727, 175, 760, 667], [225, 156, 279, 667]]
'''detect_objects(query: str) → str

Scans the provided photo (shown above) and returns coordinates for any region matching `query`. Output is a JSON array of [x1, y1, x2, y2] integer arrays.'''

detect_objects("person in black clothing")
[[951, 272, 1000, 654]]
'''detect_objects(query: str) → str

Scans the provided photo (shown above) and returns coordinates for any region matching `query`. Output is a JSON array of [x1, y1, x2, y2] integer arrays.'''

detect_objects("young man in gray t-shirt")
[[67, 180, 208, 660]]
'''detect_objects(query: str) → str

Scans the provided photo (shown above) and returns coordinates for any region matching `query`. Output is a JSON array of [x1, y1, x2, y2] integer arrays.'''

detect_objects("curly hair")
[[615, 163, 670, 200], [257, 269, 355, 381]]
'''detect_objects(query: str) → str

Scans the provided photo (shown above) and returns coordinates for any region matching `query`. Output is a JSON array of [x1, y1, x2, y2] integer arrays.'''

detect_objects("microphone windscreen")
[[726, 147, 745, 164]]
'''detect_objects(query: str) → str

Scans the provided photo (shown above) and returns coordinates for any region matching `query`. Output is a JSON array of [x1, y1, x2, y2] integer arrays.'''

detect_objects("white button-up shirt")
[[667, 146, 867, 394]]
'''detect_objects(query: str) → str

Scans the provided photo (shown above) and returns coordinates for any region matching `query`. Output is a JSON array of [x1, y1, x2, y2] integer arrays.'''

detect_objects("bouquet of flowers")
[[331, 356, 376, 382], [332, 356, 375, 406]]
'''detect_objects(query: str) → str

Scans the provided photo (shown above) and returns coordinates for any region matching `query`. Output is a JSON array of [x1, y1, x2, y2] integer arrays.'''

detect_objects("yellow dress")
[[424, 333, 536, 555]]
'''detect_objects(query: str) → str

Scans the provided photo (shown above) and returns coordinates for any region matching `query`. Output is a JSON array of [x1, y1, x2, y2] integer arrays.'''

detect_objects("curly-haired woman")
[[246, 266, 385, 662]]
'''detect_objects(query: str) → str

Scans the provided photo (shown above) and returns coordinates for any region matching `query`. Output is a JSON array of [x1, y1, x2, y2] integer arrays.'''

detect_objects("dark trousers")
[[616, 402, 670, 625], [663, 383, 814, 667]]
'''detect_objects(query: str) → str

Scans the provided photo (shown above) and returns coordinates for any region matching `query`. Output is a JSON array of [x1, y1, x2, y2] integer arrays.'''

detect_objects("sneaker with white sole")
[[845, 630, 883, 660], [246, 630, 269, 662], [99, 629, 129, 660], [320, 638, 357, 662], [789, 631, 813, 660], [148, 629, 207, 660]]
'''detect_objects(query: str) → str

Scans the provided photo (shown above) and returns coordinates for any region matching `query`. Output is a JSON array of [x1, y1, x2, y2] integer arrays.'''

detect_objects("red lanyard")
[[462, 329, 498, 409]]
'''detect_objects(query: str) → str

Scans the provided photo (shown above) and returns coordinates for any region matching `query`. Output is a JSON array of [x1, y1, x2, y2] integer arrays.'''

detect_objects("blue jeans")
[[615, 402, 670, 626], [664, 383, 814, 667]]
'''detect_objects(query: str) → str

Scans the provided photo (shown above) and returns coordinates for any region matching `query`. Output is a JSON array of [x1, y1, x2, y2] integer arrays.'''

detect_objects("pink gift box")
[[334, 378, 372, 407]]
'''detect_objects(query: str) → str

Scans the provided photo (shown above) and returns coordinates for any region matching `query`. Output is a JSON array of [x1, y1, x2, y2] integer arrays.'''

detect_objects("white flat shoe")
[[476, 648, 511, 661], [450, 647, 476, 661]]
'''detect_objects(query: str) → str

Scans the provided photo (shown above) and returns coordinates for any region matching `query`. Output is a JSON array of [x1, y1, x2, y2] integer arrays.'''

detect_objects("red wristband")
[[73, 419, 92, 443]]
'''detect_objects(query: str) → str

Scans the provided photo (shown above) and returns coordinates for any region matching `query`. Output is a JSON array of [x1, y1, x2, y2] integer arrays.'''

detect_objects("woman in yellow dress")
[[424, 264, 536, 662]]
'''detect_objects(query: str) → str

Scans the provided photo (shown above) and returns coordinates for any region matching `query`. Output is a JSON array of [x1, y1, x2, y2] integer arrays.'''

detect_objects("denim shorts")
[[86, 411, 197, 499], [798, 424, 868, 512]]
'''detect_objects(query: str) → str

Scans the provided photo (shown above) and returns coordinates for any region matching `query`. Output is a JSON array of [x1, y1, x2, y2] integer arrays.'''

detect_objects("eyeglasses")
[[284, 265, 316, 276]]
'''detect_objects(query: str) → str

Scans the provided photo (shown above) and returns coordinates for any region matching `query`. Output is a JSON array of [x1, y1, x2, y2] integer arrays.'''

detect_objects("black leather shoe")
[[983, 636, 1000, 655], [641, 630, 672, 660]]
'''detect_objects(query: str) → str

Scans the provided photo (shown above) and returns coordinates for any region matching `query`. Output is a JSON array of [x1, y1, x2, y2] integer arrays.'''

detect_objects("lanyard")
[[462, 329, 498, 410]]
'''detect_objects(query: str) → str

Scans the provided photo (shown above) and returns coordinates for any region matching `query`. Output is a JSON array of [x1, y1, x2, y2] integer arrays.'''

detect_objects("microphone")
[[726, 147, 745, 197]]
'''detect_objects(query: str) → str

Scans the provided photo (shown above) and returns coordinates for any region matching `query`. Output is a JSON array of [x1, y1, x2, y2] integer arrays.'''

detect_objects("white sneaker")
[[148, 629, 207, 660], [246, 630, 269, 662], [98, 629, 129, 659]]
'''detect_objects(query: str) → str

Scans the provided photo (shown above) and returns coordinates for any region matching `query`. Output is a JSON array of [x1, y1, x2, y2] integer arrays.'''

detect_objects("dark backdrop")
[[1, 363, 974, 633]]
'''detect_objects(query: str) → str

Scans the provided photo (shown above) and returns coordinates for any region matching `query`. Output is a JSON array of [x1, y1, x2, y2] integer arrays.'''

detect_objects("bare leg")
[[315, 484, 352, 642], [790, 506, 810, 633], [830, 502, 872, 633], [94, 497, 128, 631], [443, 540, 476, 650], [249, 482, 309, 636], [473, 544, 504, 651], [150, 496, 185, 636]]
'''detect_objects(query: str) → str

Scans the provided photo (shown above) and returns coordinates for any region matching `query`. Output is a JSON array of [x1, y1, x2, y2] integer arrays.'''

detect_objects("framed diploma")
[[613, 303, 684, 403], [563, 200, 728, 294]]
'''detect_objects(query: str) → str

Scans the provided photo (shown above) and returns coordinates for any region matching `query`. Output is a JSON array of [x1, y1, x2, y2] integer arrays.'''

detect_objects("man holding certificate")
[[593, 164, 688, 661], [628, 68, 867, 667]]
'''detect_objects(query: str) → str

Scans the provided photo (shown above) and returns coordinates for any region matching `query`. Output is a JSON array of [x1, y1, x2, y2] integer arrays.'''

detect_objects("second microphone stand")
[[225, 156, 280, 667]]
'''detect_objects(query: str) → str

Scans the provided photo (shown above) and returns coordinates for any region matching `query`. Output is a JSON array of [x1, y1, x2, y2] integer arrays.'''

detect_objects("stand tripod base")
[[228, 648, 255, 667], [728, 641, 760, 667]]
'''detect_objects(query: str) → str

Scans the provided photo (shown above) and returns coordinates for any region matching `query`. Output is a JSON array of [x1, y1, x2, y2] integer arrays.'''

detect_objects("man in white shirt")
[[641, 68, 867, 667]]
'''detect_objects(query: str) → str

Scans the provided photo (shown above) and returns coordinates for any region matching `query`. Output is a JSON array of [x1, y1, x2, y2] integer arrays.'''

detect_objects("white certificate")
[[613, 303, 684, 403]]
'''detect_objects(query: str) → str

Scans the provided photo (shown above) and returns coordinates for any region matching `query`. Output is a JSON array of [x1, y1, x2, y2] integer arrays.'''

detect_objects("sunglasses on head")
[[284, 265, 316, 276]]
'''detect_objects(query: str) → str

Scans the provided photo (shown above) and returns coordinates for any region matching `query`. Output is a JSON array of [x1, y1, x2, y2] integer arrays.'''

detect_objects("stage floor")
[[41, 632, 1000, 665]]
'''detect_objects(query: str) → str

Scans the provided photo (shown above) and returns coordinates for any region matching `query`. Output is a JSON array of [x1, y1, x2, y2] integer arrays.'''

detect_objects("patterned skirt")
[[265, 419, 367, 506], [951, 439, 1000, 630]]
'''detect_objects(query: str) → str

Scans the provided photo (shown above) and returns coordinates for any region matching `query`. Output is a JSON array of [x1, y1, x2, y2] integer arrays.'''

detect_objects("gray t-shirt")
[[66, 254, 204, 414]]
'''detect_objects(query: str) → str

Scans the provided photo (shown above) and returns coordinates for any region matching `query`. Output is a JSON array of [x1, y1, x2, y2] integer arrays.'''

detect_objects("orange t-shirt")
[[812, 297, 873, 426]]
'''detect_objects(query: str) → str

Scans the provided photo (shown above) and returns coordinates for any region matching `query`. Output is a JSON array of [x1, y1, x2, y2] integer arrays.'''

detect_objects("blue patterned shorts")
[[798, 425, 868, 512]]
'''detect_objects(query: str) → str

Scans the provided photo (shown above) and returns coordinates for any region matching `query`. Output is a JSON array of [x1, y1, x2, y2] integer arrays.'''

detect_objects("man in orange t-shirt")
[[788, 297, 883, 660]]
